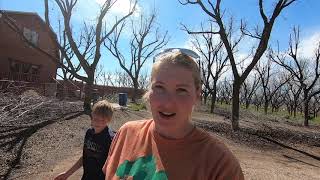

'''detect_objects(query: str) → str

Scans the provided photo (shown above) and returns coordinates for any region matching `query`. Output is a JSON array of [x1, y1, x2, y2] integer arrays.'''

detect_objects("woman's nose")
[[158, 91, 177, 107]]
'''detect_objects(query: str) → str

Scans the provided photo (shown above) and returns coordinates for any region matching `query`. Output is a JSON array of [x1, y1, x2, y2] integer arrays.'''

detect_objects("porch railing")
[[0, 72, 40, 82]]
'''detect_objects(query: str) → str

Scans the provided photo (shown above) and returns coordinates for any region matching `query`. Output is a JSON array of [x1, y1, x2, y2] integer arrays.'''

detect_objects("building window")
[[23, 27, 38, 46], [22, 63, 32, 73], [9, 59, 40, 75], [10, 61, 21, 72], [8, 59, 41, 82], [30, 65, 40, 75]]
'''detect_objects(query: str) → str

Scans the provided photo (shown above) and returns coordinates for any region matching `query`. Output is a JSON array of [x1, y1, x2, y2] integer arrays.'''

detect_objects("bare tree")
[[113, 69, 132, 87], [55, 19, 82, 81], [106, 12, 168, 103], [138, 71, 150, 90], [47, 0, 136, 112], [94, 64, 105, 85], [310, 95, 320, 118], [283, 80, 302, 117], [241, 72, 260, 109], [180, 0, 296, 130], [270, 87, 286, 112], [252, 87, 264, 111], [44, 0, 50, 26], [217, 78, 232, 105], [101, 71, 115, 86], [271, 27, 320, 126], [201, 85, 210, 105], [256, 57, 290, 114], [192, 23, 228, 113]]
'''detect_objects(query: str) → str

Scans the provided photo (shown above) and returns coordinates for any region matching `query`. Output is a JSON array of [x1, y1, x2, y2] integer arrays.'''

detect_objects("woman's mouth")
[[159, 111, 176, 118]]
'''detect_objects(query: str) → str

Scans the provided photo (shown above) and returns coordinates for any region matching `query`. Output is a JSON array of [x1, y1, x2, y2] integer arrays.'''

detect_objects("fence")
[[0, 72, 40, 82], [0, 78, 145, 101]]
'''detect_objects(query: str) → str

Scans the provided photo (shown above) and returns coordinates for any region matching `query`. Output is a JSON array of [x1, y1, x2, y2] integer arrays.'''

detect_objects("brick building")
[[0, 10, 58, 83]]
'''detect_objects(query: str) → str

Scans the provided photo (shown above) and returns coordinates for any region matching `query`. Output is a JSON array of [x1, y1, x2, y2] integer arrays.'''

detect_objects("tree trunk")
[[210, 90, 217, 113], [303, 93, 310, 126], [304, 100, 309, 126], [63, 80, 68, 99], [287, 105, 291, 116], [264, 100, 269, 114], [245, 101, 250, 109], [231, 82, 241, 131], [132, 80, 139, 103], [202, 92, 208, 105], [83, 76, 94, 115], [44, 0, 50, 25]]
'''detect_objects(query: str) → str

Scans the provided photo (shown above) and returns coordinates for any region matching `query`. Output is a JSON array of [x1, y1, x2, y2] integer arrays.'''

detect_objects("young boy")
[[55, 100, 115, 180]]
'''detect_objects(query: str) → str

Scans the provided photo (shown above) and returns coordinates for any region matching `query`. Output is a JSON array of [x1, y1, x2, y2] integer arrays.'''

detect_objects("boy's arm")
[[54, 156, 83, 180]]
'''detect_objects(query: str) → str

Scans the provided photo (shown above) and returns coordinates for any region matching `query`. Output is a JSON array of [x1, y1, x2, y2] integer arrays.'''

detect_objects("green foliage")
[[205, 100, 320, 125], [128, 102, 147, 111], [310, 116, 320, 124], [215, 101, 232, 109]]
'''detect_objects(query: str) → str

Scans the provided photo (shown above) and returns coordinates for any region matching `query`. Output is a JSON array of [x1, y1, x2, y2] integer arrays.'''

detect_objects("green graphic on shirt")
[[116, 155, 168, 180]]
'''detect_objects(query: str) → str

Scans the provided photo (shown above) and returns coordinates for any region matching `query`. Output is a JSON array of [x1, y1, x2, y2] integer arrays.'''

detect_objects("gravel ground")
[[1, 96, 320, 180]]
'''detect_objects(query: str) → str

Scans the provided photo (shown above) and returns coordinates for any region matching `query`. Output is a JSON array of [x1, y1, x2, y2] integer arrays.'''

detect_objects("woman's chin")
[[155, 115, 173, 124]]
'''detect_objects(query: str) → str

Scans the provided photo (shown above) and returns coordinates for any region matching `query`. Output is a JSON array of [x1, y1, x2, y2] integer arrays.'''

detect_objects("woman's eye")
[[154, 85, 163, 89], [153, 85, 165, 93], [177, 88, 188, 95]]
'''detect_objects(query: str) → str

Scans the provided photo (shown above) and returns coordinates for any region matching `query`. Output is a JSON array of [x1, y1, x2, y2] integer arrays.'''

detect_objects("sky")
[[1, 0, 320, 81]]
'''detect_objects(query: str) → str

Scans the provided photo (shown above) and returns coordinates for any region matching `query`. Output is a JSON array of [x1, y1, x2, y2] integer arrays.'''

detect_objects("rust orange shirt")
[[103, 120, 244, 180]]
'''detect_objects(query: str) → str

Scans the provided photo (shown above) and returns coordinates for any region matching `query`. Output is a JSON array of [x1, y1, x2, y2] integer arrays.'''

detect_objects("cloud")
[[95, 0, 141, 17], [69, 0, 140, 23], [299, 31, 320, 58]]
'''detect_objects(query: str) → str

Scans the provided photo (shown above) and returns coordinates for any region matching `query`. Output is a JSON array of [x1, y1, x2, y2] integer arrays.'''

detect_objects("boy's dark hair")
[[92, 100, 114, 119]]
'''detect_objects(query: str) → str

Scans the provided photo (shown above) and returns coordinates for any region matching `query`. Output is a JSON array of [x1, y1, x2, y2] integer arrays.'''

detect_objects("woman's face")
[[149, 64, 200, 133]]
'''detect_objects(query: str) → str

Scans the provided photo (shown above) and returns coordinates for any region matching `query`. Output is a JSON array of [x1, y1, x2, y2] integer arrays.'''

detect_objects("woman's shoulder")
[[196, 128, 229, 149], [194, 128, 239, 163], [118, 119, 153, 133], [195, 128, 243, 178]]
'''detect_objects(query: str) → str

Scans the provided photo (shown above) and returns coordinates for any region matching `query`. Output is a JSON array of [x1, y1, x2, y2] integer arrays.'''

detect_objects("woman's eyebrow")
[[176, 84, 191, 88], [154, 81, 165, 84]]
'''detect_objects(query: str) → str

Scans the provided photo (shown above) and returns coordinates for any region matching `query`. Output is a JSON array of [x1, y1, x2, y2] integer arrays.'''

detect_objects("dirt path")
[[4, 108, 320, 180], [26, 132, 320, 180], [29, 150, 83, 180], [220, 135, 320, 180]]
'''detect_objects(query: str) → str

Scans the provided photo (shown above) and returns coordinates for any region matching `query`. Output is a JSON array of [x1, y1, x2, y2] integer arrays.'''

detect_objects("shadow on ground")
[[0, 111, 84, 180], [194, 118, 320, 164]]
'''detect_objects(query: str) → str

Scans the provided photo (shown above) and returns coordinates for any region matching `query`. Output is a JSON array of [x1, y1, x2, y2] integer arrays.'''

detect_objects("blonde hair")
[[143, 51, 201, 102], [152, 51, 201, 90], [92, 100, 114, 120]]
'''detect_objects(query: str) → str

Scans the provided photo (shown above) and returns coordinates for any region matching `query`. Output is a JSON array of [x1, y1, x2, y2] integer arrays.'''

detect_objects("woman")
[[103, 49, 244, 180]]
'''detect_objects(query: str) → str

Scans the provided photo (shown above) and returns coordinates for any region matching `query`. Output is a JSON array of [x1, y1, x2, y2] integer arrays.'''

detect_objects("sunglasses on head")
[[153, 48, 200, 62]]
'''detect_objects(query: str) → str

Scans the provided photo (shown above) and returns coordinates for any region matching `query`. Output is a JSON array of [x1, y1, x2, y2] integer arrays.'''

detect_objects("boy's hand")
[[54, 172, 69, 180]]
